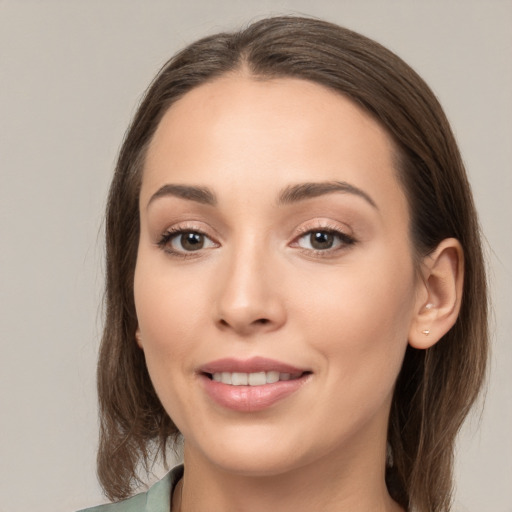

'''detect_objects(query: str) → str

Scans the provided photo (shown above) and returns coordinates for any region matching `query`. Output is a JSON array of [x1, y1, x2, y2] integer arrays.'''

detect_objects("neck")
[[175, 441, 403, 512]]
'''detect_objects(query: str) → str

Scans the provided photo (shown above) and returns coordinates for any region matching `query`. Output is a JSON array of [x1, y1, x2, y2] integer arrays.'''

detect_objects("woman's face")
[[134, 75, 424, 476]]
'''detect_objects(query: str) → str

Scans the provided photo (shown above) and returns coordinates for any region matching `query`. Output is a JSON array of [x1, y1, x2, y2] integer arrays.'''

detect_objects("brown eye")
[[157, 229, 218, 255], [296, 229, 355, 252], [309, 231, 335, 250], [176, 232, 205, 251]]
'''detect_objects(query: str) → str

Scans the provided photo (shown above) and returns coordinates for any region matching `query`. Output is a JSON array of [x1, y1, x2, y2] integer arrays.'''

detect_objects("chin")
[[208, 448, 309, 478], [184, 420, 338, 479]]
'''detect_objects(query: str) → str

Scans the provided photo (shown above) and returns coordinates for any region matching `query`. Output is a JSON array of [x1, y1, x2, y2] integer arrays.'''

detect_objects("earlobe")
[[409, 238, 464, 350], [135, 327, 143, 349]]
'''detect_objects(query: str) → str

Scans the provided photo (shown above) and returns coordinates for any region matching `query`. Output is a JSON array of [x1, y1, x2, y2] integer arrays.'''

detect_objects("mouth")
[[205, 370, 308, 386], [199, 357, 312, 411], [199, 356, 311, 384]]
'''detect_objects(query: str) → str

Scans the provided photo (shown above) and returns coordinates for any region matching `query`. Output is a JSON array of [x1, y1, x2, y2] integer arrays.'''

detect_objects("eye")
[[158, 229, 217, 255], [295, 229, 355, 252]]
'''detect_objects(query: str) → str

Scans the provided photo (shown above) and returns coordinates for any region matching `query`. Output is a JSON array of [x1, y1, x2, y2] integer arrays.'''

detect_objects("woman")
[[83, 16, 488, 512]]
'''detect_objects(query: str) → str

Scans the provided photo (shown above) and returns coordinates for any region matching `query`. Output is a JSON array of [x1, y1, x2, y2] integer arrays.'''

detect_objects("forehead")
[[142, 74, 407, 216]]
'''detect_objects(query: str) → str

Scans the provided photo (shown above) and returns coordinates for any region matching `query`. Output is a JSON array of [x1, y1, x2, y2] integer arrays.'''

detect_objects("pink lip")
[[198, 357, 311, 412], [199, 356, 306, 375]]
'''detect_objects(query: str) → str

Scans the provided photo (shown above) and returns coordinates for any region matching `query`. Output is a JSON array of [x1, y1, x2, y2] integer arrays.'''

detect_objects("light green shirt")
[[78, 465, 183, 512]]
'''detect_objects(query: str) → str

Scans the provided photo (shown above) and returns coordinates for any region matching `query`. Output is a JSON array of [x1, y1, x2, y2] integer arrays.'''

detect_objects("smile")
[[199, 357, 312, 412], [210, 371, 303, 386]]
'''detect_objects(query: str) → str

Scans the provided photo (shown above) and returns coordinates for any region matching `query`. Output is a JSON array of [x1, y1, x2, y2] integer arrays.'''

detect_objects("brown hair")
[[97, 16, 488, 511]]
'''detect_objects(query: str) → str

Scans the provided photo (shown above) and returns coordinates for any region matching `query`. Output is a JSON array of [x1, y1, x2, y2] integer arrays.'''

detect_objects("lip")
[[198, 357, 311, 412], [199, 356, 307, 375]]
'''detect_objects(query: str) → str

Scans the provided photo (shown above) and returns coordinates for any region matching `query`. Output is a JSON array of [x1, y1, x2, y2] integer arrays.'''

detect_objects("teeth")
[[231, 372, 248, 385], [212, 371, 301, 386], [266, 371, 279, 384], [248, 372, 266, 386]]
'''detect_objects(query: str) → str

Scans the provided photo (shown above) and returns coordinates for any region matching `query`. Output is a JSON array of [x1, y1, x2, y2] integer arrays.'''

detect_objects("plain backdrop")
[[1, 1, 511, 511]]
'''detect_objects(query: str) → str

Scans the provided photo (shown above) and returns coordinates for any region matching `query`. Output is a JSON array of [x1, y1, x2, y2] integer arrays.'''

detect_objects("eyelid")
[[156, 220, 219, 241], [289, 219, 357, 255], [156, 221, 220, 257], [293, 219, 354, 239]]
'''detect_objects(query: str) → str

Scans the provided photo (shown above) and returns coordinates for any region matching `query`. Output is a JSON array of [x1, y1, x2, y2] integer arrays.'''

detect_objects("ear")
[[135, 326, 143, 349], [409, 238, 464, 349]]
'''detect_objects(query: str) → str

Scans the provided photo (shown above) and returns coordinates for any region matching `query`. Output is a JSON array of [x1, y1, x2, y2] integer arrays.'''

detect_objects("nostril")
[[216, 313, 282, 333]]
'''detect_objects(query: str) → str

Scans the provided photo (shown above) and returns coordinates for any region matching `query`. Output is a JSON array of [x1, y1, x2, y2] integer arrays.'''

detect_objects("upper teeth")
[[212, 371, 296, 386]]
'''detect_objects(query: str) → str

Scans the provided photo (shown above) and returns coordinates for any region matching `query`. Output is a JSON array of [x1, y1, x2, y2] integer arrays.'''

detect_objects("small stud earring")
[[422, 329, 430, 336], [425, 303, 434, 310]]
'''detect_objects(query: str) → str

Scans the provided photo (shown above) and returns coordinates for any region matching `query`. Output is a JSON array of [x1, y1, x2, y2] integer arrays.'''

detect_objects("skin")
[[134, 73, 462, 512]]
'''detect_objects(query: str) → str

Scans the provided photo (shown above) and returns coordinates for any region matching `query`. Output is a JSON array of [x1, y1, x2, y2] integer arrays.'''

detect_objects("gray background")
[[0, 1, 511, 511]]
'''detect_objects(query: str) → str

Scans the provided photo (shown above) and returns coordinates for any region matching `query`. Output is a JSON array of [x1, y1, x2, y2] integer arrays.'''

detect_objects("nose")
[[214, 243, 287, 336]]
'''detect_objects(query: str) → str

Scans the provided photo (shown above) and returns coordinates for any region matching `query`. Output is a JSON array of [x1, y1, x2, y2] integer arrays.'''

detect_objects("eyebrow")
[[147, 180, 377, 210], [278, 181, 378, 209], [147, 184, 217, 208]]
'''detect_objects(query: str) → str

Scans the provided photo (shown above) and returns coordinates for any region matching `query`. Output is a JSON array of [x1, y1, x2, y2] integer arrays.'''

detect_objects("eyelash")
[[156, 224, 357, 259], [157, 226, 217, 259], [292, 225, 357, 257]]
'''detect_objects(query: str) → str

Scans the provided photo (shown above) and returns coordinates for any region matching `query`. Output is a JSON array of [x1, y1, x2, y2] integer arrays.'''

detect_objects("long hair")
[[96, 16, 488, 511]]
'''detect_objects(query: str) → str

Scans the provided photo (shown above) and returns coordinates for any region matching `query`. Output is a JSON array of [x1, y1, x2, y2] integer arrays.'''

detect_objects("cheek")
[[134, 257, 200, 369], [133, 257, 204, 428], [298, 254, 416, 387]]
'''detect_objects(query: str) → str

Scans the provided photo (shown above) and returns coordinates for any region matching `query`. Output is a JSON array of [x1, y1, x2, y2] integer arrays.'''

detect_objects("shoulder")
[[78, 493, 146, 512], [77, 465, 184, 512]]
